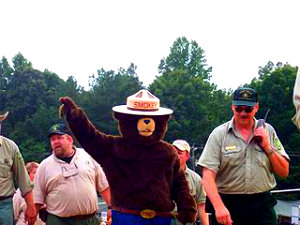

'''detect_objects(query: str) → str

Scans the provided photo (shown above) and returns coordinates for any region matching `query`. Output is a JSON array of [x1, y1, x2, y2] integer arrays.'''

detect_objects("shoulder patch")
[[274, 137, 283, 151]]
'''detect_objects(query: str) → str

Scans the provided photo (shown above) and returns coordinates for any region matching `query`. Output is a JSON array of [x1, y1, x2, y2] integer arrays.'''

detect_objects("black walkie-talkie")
[[255, 109, 270, 145]]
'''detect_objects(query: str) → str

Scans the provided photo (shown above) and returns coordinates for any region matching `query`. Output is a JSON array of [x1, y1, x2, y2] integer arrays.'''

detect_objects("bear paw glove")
[[59, 97, 79, 119], [177, 211, 197, 225]]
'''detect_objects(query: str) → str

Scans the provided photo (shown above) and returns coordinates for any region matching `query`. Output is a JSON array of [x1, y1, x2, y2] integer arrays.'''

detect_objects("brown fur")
[[61, 97, 197, 224]]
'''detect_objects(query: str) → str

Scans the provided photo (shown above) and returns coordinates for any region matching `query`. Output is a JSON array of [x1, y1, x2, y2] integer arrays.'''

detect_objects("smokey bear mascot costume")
[[59, 89, 197, 225]]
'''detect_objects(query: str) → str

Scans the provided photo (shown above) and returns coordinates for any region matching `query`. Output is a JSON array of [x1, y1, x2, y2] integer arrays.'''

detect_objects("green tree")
[[0, 54, 82, 161], [158, 37, 212, 80], [83, 63, 143, 134], [150, 37, 231, 147]]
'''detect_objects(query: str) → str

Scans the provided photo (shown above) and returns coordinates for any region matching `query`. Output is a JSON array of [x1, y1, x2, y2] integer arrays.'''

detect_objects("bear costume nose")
[[144, 119, 151, 124]]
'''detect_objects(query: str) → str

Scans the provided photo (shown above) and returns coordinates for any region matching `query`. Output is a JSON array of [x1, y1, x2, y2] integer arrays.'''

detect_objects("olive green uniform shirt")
[[0, 136, 32, 197], [185, 167, 206, 204], [174, 167, 206, 225], [198, 118, 289, 194]]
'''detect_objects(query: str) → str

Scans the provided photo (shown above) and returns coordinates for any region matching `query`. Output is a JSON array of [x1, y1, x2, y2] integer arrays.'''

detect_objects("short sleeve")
[[197, 128, 223, 173], [94, 160, 109, 193], [33, 163, 46, 205]]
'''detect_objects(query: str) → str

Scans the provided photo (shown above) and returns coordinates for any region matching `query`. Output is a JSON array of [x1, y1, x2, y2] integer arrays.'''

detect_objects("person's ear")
[[67, 135, 74, 144], [231, 105, 235, 112], [186, 152, 190, 161], [254, 104, 259, 113]]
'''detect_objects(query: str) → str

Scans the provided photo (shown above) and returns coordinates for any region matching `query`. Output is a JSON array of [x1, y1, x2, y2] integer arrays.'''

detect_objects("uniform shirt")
[[34, 148, 109, 217], [13, 189, 44, 225], [0, 136, 32, 197], [198, 118, 289, 194], [185, 167, 206, 204], [174, 168, 206, 225]]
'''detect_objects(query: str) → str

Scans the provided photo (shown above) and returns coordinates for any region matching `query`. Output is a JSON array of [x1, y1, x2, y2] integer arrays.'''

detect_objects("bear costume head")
[[112, 89, 172, 145]]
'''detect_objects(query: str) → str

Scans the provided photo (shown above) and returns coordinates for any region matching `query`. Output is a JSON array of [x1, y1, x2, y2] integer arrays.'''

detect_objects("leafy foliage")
[[82, 63, 144, 134], [151, 37, 231, 146], [0, 38, 298, 199]]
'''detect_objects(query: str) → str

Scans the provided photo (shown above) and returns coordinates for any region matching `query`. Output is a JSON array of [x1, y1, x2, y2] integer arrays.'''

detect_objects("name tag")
[[225, 146, 236, 150]]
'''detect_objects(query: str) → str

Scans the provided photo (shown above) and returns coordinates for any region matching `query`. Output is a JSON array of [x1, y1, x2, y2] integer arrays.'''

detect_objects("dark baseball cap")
[[232, 87, 258, 107], [48, 123, 72, 138]]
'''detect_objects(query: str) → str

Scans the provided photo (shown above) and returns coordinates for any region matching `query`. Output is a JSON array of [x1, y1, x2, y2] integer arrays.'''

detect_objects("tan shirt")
[[198, 118, 289, 194], [185, 167, 206, 204], [13, 189, 44, 225], [173, 167, 206, 225], [0, 136, 32, 197], [34, 148, 109, 217]]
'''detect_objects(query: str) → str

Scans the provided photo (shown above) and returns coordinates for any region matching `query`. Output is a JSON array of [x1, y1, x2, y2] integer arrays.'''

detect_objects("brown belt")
[[0, 195, 12, 200], [112, 207, 177, 219], [66, 212, 96, 220]]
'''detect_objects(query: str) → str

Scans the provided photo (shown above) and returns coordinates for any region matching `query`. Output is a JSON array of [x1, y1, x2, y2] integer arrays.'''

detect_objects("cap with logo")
[[112, 89, 173, 116], [48, 123, 72, 138], [232, 87, 258, 107], [172, 140, 191, 153]]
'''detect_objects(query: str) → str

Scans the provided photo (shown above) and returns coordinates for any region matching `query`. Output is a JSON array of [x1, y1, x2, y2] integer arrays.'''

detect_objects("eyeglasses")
[[234, 106, 254, 113]]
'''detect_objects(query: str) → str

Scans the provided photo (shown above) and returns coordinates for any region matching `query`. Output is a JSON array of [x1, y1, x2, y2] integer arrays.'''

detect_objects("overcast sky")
[[1, 0, 299, 90]]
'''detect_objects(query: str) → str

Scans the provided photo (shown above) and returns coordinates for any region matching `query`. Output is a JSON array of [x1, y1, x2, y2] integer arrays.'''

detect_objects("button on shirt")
[[0, 136, 32, 197], [34, 148, 109, 217], [198, 118, 289, 194]]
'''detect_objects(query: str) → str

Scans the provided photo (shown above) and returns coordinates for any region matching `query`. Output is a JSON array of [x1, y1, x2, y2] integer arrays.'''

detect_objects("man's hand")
[[59, 97, 77, 118], [254, 127, 271, 152], [25, 205, 37, 225], [215, 204, 233, 225]]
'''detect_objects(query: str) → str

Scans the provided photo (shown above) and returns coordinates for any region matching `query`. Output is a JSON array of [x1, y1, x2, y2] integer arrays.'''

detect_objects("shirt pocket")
[[0, 162, 11, 178], [221, 146, 243, 166], [254, 145, 269, 168]]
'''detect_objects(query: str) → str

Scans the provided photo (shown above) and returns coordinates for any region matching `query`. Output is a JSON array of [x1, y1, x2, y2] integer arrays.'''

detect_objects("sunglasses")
[[234, 106, 254, 113]]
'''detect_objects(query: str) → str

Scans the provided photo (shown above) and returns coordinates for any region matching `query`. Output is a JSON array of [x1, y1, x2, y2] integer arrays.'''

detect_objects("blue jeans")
[[111, 210, 174, 225], [0, 197, 15, 225]]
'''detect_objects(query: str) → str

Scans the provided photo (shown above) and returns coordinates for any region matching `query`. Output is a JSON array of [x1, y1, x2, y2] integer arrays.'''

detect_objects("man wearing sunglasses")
[[33, 123, 111, 225], [198, 87, 290, 225]]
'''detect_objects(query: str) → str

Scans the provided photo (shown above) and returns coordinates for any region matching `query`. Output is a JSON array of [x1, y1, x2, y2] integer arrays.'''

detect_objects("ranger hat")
[[232, 87, 258, 107], [48, 123, 72, 138], [112, 89, 173, 116], [172, 140, 191, 153]]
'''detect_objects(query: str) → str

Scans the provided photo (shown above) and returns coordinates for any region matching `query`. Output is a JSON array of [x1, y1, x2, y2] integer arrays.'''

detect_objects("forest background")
[[0, 37, 299, 200]]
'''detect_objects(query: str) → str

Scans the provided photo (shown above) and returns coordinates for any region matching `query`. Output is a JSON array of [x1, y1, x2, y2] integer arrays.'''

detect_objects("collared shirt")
[[0, 136, 32, 197], [198, 118, 289, 194], [13, 189, 45, 225], [185, 167, 206, 204], [34, 148, 109, 217], [173, 167, 206, 225]]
